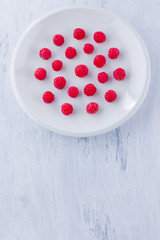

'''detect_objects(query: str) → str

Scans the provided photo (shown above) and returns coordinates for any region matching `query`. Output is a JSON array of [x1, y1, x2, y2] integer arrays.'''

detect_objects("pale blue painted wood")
[[0, 0, 160, 239]]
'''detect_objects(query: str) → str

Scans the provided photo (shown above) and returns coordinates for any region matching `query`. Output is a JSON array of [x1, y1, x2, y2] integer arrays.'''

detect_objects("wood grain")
[[0, 0, 160, 239]]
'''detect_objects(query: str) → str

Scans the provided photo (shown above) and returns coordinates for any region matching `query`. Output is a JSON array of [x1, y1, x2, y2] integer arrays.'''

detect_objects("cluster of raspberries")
[[34, 28, 126, 115]]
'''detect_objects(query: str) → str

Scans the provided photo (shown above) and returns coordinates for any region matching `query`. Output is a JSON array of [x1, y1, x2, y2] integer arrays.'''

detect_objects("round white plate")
[[11, 7, 151, 137]]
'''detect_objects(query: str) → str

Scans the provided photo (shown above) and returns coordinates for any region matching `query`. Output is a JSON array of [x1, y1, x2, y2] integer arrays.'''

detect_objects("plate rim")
[[10, 6, 151, 137]]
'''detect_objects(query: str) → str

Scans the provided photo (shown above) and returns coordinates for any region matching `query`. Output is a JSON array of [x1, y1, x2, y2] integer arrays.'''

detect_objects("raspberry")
[[97, 72, 109, 83], [39, 48, 51, 60], [86, 102, 99, 114], [84, 84, 97, 96], [94, 55, 106, 68], [83, 43, 94, 54], [54, 76, 66, 89], [42, 91, 55, 103], [75, 64, 88, 78], [65, 47, 77, 59], [61, 103, 73, 115], [108, 48, 120, 59], [52, 60, 63, 71], [113, 68, 126, 80], [68, 86, 79, 98], [73, 28, 85, 40], [53, 34, 64, 46], [105, 90, 117, 102], [94, 31, 106, 43], [34, 68, 46, 80]]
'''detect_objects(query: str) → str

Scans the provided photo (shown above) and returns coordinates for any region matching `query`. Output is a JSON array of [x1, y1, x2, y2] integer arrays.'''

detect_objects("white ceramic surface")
[[11, 7, 151, 137]]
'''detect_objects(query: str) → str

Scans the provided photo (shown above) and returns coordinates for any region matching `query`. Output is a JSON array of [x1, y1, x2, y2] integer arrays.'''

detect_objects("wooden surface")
[[0, 0, 160, 239]]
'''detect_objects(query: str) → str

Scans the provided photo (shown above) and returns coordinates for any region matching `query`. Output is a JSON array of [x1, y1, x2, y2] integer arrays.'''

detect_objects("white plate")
[[11, 7, 151, 137]]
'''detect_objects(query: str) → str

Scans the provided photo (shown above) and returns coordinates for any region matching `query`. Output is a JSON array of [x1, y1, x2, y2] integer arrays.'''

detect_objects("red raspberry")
[[94, 31, 106, 43], [54, 76, 66, 89], [73, 28, 85, 40], [86, 102, 99, 114], [34, 68, 46, 80], [105, 90, 117, 102], [65, 47, 77, 59], [94, 55, 106, 68], [53, 34, 64, 46], [108, 48, 120, 59], [83, 43, 94, 54], [75, 64, 88, 78], [61, 103, 73, 115], [42, 91, 55, 103], [113, 68, 126, 80], [52, 60, 63, 71], [39, 48, 51, 60], [97, 72, 109, 83], [68, 86, 79, 98], [84, 84, 97, 96]]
